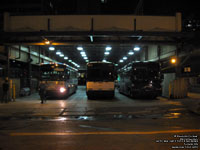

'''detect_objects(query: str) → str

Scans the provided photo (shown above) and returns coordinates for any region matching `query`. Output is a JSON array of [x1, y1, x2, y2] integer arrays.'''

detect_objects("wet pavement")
[[0, 86, 186, 119], [0, 86, 200, 150]]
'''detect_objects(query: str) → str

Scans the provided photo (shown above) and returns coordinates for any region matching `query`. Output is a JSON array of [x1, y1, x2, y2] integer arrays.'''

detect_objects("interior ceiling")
[[42, 44, 141, 68], [36, 33, 182, 69], [1, 30, 189, 69]]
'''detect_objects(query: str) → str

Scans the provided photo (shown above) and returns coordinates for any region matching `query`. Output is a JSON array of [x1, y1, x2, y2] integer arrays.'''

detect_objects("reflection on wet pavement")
[[1, 86, 200, 122]]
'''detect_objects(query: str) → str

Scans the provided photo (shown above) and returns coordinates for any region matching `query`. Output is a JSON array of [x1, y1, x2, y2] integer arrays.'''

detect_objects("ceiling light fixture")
[[81, 54, 86, 57], [80, 51, 86, 55], [105, 46, 112, 51], [59, 54, 64, 57], [56, 51, 61, 55], [123, 56, 127, 60], [44, 39, 50, 45], [49, 47, 55, 51], [134, 46, 140, 51], [104, 52, 110, 55], [128, 51, 134, 55], [77, 46, 83, 51], [64, 57, 68, 60]]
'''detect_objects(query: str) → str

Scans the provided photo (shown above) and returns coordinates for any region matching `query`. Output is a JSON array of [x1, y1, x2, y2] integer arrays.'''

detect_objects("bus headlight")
[[60, 87, 66, 93]]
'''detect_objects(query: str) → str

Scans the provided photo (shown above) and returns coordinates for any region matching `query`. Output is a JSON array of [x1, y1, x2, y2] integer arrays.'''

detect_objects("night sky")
[[0, 0, 199, 19], [144, 0, 200, 18], [53, 0, 200, 19]]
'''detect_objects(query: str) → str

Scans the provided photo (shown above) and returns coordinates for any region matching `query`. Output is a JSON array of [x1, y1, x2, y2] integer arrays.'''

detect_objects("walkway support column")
[[27, 46, 32, 94]]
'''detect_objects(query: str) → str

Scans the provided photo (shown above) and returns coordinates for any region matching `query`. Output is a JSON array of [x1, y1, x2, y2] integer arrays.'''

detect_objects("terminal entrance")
[[0, 12, 200, 150]]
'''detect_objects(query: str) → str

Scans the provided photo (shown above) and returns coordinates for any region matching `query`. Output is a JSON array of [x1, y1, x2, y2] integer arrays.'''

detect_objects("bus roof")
[[40, 63, 78, 72], [87, 61, 113, 65], [131, 61, 159, 66]]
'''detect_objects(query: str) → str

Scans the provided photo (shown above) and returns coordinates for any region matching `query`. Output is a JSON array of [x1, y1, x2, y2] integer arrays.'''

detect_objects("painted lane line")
[[10, 129, 200, 136]]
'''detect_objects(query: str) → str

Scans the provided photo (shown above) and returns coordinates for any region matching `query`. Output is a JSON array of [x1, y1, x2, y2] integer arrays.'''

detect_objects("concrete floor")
[[0, 86, 200, 150]]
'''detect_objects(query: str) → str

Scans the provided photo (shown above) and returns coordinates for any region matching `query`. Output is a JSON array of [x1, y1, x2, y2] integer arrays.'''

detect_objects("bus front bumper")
[[46, 90, 67, 98], [87, 90, 114, 97]]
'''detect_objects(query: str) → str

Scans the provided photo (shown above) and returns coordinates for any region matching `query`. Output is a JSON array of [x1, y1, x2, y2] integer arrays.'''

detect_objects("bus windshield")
[[40, 65, 69, 81], [87, 63, 115, 81], [131, 63, 160, 80], [41, 71, 68, 80]]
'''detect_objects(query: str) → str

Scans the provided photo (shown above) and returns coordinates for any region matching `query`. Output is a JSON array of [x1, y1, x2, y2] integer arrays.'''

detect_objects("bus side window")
[[121, 74, 124, 82], [66, 70, 70, 79], [69, 71, 76, 79]]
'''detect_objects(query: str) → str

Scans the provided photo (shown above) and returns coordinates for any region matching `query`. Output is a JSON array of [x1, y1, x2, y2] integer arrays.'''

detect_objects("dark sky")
[[144, 0, 200, 18], [54, 0, 200, 19], [103, 0, 199, 18], [0, 0, 199, 19]]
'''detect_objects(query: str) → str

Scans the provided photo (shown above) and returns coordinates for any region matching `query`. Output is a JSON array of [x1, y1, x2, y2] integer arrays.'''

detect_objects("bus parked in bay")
[[86, 61, 116, 99], [39, 63, 78, 99], [118, 62, 162, 99]]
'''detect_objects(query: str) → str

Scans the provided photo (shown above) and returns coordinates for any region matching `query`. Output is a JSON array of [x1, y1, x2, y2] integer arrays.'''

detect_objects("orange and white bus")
[[39, 63, 78, 98]]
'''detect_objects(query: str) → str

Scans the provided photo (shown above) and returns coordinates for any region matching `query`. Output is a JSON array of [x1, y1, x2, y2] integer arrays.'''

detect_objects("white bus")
[[86, 61, 115, 99]]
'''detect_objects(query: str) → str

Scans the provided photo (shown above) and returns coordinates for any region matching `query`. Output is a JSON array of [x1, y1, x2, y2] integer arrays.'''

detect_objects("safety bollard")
[[9, 79, 12, 102]]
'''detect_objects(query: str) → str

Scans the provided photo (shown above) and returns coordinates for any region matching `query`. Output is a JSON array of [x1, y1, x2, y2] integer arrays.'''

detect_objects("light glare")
[[134, 46, 140, 51], [59, 54, 64, 57], [64, 57, 68, 60], [60, 87, 66, 93], [106, 46, 112, 51], [77, 47, 83, 51], [104, 52, 110, 55], [44, 40, 50, 45], [49, 47, 55, 51], [56, 51, 61, 55], [80, 51, 86, 55], [123, 56, 127, 60], [171, 58, 177, 64], [128, 51, 134, 55], [81, 54, 86, 57]]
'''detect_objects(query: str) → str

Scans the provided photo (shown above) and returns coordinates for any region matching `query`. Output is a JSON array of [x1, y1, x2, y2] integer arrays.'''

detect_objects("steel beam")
[[0, 31, 194, 38]]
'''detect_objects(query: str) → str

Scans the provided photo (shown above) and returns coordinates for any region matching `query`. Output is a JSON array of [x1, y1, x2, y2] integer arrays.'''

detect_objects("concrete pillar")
[[157, 45, 161, 61], [5, 45, 10, 78], [27, 46, 32, 94], [5, 45, 11, 101], [145, 46, 148, 61], [175, 44, 182, 77]]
